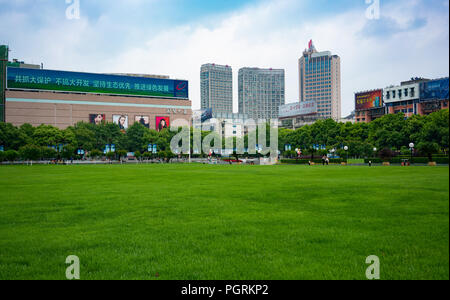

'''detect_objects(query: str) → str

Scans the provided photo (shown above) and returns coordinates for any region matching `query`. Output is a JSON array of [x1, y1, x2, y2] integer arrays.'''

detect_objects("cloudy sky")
[[0, 0, 448, 116]]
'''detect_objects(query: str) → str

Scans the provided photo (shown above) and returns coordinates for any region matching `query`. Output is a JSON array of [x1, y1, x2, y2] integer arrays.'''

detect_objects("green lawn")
[[0, 164, 448, 280]]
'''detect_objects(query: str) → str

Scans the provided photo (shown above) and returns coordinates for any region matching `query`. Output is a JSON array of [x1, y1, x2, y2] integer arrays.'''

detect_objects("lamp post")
[[344, 146, 349, 162], [409, 143, 414, 163]]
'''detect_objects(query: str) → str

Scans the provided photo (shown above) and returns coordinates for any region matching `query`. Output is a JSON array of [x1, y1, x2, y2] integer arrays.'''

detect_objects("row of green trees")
[[279, 109, 449, 161], [0, 109, 448, 162]]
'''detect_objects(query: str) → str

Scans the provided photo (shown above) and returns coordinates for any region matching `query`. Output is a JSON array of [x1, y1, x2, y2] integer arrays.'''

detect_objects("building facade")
[[418, 77, 449, 114], [193, 110, 250, 139], [384, 79, 425, 118], [278, 100, 319, 129], [299, 40, 341, 121], [355, 77, 449, 123], [355, 89, 385, 123], [1, 46, 192, 130], [238, 67, 285, 120], [200, 64, 233, 114]]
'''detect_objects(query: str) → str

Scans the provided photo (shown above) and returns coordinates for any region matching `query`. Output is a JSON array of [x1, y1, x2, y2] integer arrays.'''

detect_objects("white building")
[[383, 79, 424, 117]]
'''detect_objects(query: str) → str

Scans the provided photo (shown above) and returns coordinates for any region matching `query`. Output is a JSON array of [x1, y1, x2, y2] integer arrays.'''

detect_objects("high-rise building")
[[238, 67, 285, 119], [200, 64, 233, 114], [299, 40, 341, 121]]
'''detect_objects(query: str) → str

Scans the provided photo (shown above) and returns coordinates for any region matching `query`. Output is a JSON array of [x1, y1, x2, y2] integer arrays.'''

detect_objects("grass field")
[[0, 164, 448, 280]]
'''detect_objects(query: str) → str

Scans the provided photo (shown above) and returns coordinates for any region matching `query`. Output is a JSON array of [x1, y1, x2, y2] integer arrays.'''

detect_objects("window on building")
[[398, 90, 402, 98], [405, 89, 408, 97], [410, 87, 415, 97], [386, 91, 390, 100]]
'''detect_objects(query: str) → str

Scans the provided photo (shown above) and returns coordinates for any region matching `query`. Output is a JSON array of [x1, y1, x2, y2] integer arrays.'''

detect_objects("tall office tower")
[[299, 40, 341, 121], [238, 67, 285, 119], [200, 64, 233, 114]]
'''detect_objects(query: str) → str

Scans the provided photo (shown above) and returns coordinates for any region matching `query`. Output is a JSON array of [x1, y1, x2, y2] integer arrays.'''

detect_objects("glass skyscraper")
[[200, 64, 233, 114], [238, 67, 285, 120], [299, 40, 341, 121]]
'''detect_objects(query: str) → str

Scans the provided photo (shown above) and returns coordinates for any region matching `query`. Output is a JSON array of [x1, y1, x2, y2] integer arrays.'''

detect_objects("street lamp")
[[409, 143, 415, 162], [344, 146, 349, 162]]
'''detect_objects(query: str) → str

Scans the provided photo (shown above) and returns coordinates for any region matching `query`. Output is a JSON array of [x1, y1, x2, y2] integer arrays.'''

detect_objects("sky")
[[0, 0, 449, 117]]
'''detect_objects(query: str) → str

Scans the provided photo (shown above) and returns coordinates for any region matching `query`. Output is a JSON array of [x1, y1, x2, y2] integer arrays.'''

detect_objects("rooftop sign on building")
[[7, 67, 189, 100], [279, 101, 318, 119], [355, 89, 383, 111]]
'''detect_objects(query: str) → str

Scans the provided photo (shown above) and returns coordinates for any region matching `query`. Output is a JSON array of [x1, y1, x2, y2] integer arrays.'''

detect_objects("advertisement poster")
[[7, 67, 189, 99], [156, 116, 170, 132], [113, 115, 128, 130], [355, 90, 383, 110], [89, 114, 106, 125], [135, 115, 150, 128], [279, 101, 318, 118]]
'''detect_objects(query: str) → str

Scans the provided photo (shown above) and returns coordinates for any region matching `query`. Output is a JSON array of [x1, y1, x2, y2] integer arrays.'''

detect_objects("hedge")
[[280, 159, 346, 165], [364, 157, 449, 164]]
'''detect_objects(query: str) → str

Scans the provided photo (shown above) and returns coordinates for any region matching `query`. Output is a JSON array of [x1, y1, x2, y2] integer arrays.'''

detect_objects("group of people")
[[322, 156, 330, 166]]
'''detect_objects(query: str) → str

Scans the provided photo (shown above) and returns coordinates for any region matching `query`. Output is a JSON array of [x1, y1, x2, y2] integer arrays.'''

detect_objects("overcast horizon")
[[0, 0, 449, 117]]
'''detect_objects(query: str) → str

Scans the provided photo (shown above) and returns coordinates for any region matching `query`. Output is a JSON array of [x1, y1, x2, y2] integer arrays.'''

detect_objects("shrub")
[[89, 149, 103, 159], [106, 151, 116, 161], [5, 150, 20, 162], [364, 157, 449, 164], [280, 159, 345, 165], [117, 150, 128, 160], [42, 147, 57, 160], [19, 145, 41, 161]]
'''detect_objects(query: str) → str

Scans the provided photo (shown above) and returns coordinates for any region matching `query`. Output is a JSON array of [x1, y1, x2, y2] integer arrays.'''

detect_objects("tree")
[[19, 145, 41, 162], [89, 149, 103, 160], [134, 150, 142, 162], [42, 147, 57, 160], [4, 150, 19, 162], [106, 151, 116, 161], [379, 148, 393, 162], [417, 142, 440, 162], [117, 150, 128, 161], [0, 123, 29, 150], [68, 122, 96, 151], [142, 152, 152, 161], [0, 151, 5, 162], [61, 145, 76, 161], [32, 125, 64, 147], [126, 123, 148, 152]]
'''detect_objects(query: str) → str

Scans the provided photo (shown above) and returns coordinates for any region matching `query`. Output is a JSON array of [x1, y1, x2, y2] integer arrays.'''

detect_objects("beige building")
[[5, 90, 191, 130], [298, 40, 341, 121], [1, 46, 192, 130]]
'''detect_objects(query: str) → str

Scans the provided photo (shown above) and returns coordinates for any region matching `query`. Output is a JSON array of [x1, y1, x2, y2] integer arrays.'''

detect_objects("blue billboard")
[[420, 78, 449, 102], [6, 67, 189, 100]]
